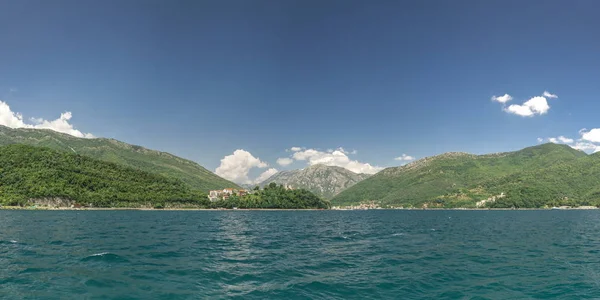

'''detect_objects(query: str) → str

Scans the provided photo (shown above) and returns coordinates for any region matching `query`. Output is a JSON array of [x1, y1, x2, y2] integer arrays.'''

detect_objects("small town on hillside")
[[208, 188, 249, 201], [208, 184, 296, 202]]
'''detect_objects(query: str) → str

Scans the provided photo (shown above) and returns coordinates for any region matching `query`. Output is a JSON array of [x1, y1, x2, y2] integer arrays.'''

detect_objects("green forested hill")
[[332, 143, 595, 208], [483, 153, 600, 208], [210, 183, 331, 209], [0, 126, 238, 192], [0, 144, 206, 207]]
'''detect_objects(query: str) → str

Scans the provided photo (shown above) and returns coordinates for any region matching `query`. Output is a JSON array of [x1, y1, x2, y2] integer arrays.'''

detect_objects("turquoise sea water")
[[2, 210, 600, 299]]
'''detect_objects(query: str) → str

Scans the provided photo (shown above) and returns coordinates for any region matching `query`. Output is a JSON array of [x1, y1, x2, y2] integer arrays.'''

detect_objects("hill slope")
[[332, 143, 591, 208], [259, 164, 370, 199], [0, 126, 238, 192], [0, 144, 206, 207], [481, 153, 600, 208]]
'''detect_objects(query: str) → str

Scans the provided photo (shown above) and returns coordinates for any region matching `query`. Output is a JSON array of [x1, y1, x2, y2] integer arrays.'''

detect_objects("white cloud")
[[491, 94, 513, 103], [254, 168, 278, 184], [276, 157, 293, 166], [0, 100, 94, 138], [580, 128, 600, 143], [292, 147, 382, 174], [571, 142, 600, 153], [504, 96, 550, 117], [289, 147, 302, 152], [543, 91, 558, 99], [558, 136, 573, 143], [394, 154, 415, 161], [541, 130, 600, 154], [544, 136, 574, 144], [215, 149, 269, 184]]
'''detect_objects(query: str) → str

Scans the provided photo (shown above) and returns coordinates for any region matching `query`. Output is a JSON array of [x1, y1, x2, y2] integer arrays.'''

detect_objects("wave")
[[81, 252, 129, 263]]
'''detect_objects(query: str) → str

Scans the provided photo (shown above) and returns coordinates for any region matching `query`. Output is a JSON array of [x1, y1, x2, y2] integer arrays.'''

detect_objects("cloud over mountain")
[[254, 168, 278, 184], [290, 147, 382, 174], [276, 157, 293, 166], [0, 100, 93, 138], [394, 154, 415, 161], [541, 129, 600, 153], [215, 149, 269, 184]]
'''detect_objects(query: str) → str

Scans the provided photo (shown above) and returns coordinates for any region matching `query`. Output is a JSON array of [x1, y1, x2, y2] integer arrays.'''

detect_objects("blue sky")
[[2, 0, 600, 184]]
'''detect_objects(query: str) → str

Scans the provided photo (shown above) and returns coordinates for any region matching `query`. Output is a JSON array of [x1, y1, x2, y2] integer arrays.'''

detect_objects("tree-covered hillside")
[[210, 183, 330, 209], [332, 143, 595, 208], [0, 126, 238, 192], [0, 145, 329, 209], [0, 144, 206, 207]]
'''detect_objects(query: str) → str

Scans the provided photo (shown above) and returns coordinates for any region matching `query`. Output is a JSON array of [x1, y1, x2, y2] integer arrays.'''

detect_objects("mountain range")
[[2, 126, 600, 209], [258, 164, 370, 199], [332, 143, 600, 208], [0, 126, 238, 192]]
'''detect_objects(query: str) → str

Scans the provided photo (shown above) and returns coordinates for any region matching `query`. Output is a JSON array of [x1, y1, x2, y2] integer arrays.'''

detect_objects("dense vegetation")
[[210, 183, 330, 209], [0, 126, 238, 192], [0, 144, 207, 207], [332, 143, 600, 208], [0, 145, 329, 209]]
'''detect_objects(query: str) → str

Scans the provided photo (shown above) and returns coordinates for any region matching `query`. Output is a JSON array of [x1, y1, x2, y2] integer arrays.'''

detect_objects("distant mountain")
[[332, 143, 595, 208], [259, 164, 370, 199], [239, 183, 256, 190], [0, 126, 238, 192]]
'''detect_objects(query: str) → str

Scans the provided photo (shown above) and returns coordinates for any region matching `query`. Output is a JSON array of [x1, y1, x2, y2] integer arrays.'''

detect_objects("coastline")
[[1, 206, 598, 211], [0, 206, 328, 211]]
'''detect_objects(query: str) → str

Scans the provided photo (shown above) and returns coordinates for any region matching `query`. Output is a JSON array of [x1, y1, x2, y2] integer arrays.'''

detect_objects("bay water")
[[2, 210, 600, 299]]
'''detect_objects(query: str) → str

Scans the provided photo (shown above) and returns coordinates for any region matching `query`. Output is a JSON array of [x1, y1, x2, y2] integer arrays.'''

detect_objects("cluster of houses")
[[331, 201, 381, 210], [208, 188, 249, 202], [208, 184, 297, 202]]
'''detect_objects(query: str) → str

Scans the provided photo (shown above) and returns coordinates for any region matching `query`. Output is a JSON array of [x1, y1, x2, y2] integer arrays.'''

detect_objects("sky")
[[1, 0, 600, 184]]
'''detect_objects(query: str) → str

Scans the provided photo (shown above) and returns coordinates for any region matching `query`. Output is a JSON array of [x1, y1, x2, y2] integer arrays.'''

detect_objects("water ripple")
[[2, 210, 600, 299]]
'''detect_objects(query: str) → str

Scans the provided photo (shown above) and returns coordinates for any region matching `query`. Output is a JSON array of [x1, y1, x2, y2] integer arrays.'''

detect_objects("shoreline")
[[0, 206, 328, 211], [1, 206, 598, 211]]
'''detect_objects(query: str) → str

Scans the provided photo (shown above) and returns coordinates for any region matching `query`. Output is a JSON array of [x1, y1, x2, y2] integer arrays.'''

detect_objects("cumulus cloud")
[[254, 168, 278, 184], [289, 147, 302, 152], [292, 147, 382, 174], [394, 154, 415, 161], [580, 128, 600, 143], [0, 100, 94, 138], [215, 149, 269, 184], [544, 136, 574, 144], [504, 96, 550, 117], [276, 157, 293, 166], [491, 94, 513, 103], [542, 91, 558, 99], [540, 130, 600, 153], [573, 129, 600, 152], [571, 142, 600, 153], [558, 136, 574, 143]]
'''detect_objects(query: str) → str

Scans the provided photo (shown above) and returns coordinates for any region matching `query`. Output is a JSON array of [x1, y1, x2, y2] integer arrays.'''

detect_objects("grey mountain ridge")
[[258, 164, 371, 199]]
